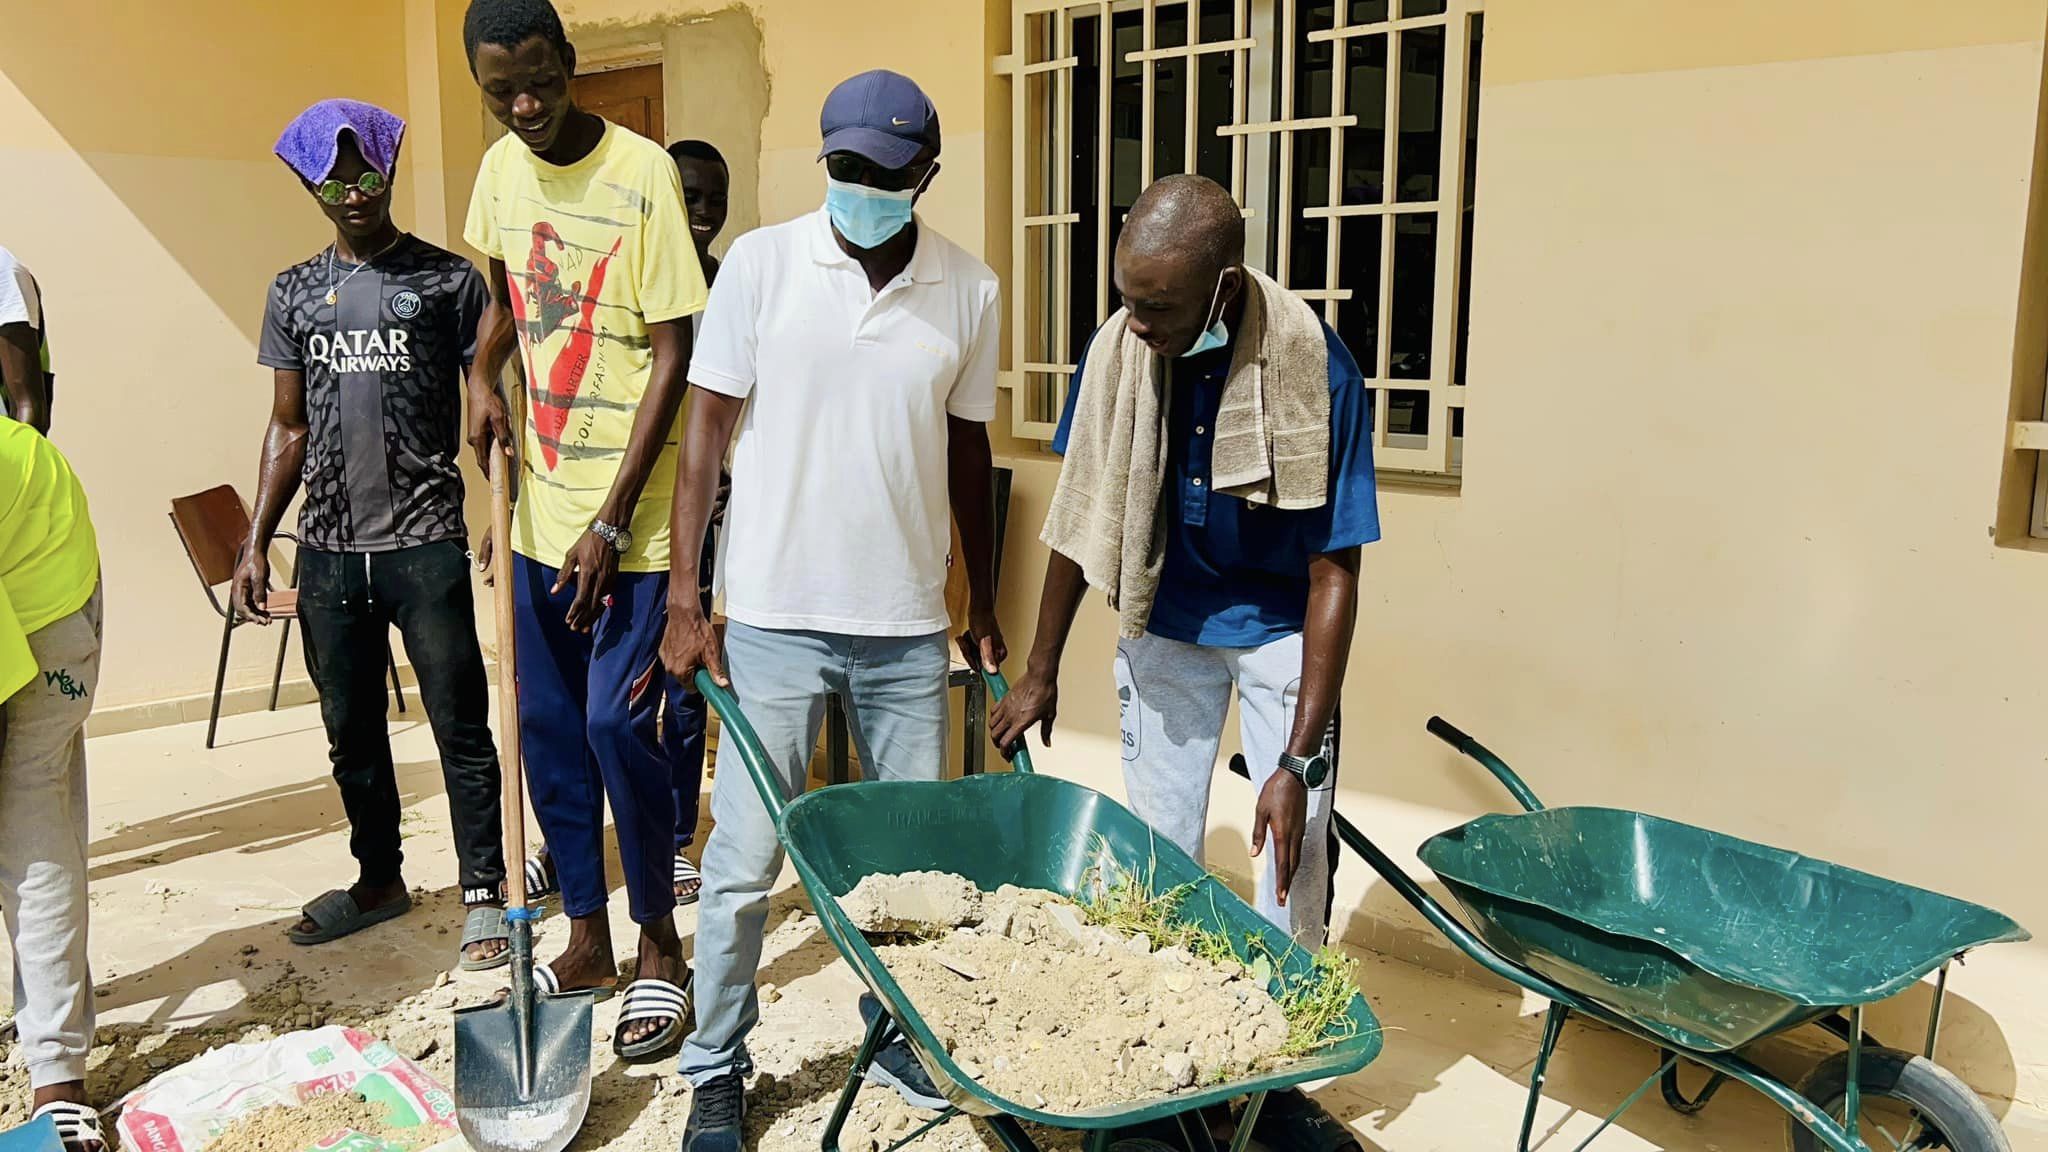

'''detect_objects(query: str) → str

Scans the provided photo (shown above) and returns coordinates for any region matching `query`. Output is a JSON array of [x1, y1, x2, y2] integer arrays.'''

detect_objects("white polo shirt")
[[689, 208, 1000, 636]]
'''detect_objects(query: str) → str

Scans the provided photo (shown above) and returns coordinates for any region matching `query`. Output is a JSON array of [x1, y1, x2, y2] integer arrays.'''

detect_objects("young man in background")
[[659, 137, 733, 906], [462, 0, 707, 1060]]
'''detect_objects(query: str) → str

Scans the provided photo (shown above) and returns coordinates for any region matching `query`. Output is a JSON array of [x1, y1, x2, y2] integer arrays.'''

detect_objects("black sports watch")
[[1278, 752, 1330, 788], [590, 519, 634, 556]]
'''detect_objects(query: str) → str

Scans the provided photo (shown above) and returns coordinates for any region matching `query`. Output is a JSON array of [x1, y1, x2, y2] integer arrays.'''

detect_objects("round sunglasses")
[[315, 170, 390, 206]]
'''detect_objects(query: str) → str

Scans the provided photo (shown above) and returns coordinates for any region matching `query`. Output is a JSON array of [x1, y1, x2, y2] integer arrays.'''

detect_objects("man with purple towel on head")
[[232, 98, 509, 971]]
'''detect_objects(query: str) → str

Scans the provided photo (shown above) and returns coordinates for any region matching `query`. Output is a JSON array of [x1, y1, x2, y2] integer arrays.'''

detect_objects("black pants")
[[298, 540, 504, 900]]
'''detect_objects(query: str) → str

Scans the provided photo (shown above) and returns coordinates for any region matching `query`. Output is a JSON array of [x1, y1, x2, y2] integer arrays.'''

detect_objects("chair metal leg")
[[826, 693, 850, 785], [208, 615, 235, 749], [387, 642, 406, 714], [962, 675, 986, 776], [270, 618, 292, 711]]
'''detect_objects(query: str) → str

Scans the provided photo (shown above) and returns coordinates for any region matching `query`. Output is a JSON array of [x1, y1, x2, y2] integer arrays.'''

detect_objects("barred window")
[[999, 0, 1483, 476]]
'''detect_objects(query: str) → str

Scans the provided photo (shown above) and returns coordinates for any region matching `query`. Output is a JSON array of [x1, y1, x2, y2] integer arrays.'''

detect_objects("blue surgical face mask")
[[1179, 268, 1232, 358], [825, 177, 918, 249]]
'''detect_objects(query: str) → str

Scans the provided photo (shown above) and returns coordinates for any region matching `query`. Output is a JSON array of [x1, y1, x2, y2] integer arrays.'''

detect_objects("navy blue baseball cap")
[[818, 69, 941, 170]]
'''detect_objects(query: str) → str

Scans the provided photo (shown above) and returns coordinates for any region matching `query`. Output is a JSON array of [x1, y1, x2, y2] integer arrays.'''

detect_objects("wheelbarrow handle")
[[1426, 715, 1545, 813], [695, 670, 796, 822], [692, 669, 1038, 820], [976, 670, 1037, 776]]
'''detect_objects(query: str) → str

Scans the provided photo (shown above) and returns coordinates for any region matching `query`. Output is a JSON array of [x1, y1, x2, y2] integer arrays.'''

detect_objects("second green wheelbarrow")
[[1310, 717, 2029, 1152], [696, 670, 1382, 1152]]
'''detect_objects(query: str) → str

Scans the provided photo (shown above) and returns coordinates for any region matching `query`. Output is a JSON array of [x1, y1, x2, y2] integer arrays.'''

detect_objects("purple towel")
[[274, 99, 406, 184]]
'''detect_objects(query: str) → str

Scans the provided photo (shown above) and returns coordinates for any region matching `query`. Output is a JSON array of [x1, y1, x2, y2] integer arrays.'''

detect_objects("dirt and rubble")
[[0, 893, 1082, 1151], [846, 873, 1293, 1112]]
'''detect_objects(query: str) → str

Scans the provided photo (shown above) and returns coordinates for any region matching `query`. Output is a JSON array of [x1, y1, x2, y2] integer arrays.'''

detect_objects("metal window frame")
[[997, 0, 1483, 475]]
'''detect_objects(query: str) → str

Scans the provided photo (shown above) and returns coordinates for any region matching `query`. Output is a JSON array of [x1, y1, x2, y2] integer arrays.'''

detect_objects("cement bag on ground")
[[113, 1025, 463, 1152]]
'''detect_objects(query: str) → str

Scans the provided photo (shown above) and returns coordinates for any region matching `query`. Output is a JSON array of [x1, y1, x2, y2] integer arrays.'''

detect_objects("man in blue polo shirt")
[[995, 173, 1378, 941], [995, 173, 1375, 1150]]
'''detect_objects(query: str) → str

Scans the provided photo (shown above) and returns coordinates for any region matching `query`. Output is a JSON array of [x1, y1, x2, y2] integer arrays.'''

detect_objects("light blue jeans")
[[681, 621, 950, 1084]]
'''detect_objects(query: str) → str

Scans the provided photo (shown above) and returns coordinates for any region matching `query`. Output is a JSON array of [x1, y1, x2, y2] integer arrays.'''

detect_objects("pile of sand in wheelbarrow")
[[842, 871, 1294, 1111]]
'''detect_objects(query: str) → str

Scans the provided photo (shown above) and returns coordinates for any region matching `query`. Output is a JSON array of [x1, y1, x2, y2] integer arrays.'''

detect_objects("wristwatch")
[[590, 519, 634, 556], [1278, 752, 1331, 788]]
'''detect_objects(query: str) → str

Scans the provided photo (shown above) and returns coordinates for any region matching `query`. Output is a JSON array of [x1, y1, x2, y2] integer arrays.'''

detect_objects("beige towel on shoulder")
[[1040, 313, 1168, 639], [1213, 267, 1331, 509], [1042, 267, 1330, 638]]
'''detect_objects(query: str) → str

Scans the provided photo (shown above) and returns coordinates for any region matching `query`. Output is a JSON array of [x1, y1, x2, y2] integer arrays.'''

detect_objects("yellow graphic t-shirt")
[[464, 122, 708, 571], [0, 416, 98, 700]]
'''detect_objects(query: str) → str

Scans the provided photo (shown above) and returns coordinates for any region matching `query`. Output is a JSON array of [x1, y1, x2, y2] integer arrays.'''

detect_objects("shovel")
[[453, 449, 594, 1152]]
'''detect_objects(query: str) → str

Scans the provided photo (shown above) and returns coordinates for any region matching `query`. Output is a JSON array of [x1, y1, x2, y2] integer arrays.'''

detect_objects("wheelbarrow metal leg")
[[1518, 1005, 1570, 1152], [1082, 1129, 1113, 1152], [1842, 1005, 1864, 1142], [823, 1008, 892, 1152], [822, 1007, 960, 1152], [981, 1115, 1039, 1152], [1566, 1054, 1678, 1152], [1924, 959, 1953, 1060], [1176, 1106, 1220, 1152], [1658, 1052, 1729, 1115], [1227, 1092, 1269, 1152]]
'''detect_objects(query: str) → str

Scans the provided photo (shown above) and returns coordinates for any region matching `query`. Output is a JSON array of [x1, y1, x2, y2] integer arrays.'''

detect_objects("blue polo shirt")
[[1053, 320, 1380, 648]]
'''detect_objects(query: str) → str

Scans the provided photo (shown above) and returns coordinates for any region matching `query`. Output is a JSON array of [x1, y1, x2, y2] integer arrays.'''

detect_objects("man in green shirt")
[[0, 414, 104, 1150]]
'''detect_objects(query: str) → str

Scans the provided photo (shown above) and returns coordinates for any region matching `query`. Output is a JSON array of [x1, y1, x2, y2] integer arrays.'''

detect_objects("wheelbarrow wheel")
[[1789, 1047, 2009, 1152]]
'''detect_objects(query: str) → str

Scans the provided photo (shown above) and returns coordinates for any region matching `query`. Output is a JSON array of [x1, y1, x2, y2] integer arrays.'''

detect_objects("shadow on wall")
[[0, 1, 413, 345]]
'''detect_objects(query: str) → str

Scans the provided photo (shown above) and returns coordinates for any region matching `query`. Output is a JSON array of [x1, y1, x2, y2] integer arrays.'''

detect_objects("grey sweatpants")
[[1, 585, 101, 1088], [1116, 628, 1335, 945]]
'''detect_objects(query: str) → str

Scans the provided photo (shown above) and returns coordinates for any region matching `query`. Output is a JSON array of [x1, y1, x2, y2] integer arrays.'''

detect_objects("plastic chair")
[[167, 485, 403, 748]]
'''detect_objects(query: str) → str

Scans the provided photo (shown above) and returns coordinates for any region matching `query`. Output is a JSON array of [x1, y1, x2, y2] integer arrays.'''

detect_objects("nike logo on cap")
[[892, 117, 911, 126]]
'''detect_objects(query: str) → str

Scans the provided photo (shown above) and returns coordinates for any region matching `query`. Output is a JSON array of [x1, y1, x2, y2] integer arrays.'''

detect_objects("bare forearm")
[[469, 299, 517, 397], [1289, 549, 1360, 758], [946, 419, 997, 610], [669, 387, 744, 607], [247, 421, 308, 549], [1025, 550, 1089, 675], [598, 321, 692, 527]]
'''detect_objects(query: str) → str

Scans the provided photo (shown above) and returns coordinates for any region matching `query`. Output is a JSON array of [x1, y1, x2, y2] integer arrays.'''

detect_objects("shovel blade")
[[453, 990, 594, 1152]]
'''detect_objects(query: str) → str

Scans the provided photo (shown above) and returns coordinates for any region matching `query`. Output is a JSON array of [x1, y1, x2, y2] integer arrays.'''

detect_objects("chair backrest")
[[169, 485, 253, 590]]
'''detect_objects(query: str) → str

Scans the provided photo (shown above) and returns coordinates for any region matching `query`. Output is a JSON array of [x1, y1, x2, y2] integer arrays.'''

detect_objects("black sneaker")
[[682, 1070, 746, 1152], [1252, 1088, 1360, 1152], [857, 994, 948, 1110]]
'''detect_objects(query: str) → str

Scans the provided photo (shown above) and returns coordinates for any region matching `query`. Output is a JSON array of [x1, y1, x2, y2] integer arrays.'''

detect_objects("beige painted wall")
[[557, 0, 994, 257], [0, 2, 416, 715]]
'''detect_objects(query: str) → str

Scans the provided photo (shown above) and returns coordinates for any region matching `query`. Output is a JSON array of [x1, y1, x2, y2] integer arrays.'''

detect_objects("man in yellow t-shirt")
[[0, 415, 106, 1149], [461, 0, 706, 1063]]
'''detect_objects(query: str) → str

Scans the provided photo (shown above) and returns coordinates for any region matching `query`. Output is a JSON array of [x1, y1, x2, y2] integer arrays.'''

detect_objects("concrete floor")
[[12, 694, 2046, 1151]]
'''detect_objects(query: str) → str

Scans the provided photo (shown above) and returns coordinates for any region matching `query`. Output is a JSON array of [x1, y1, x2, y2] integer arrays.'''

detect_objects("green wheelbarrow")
[[696, 670, 1383, 1152], [1312, 717, 2029, 1152]]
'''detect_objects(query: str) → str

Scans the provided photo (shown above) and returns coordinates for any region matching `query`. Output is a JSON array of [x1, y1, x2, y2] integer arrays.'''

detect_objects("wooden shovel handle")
[[490, 450, 530, 913]]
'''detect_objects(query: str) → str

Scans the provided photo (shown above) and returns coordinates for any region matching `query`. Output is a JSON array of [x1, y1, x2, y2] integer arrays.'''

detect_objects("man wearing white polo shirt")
[[659, 69, 1004, 1151]]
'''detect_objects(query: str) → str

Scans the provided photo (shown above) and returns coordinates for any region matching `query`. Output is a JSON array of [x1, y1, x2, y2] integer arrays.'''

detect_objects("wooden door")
[[574, 63, 664, 142]]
